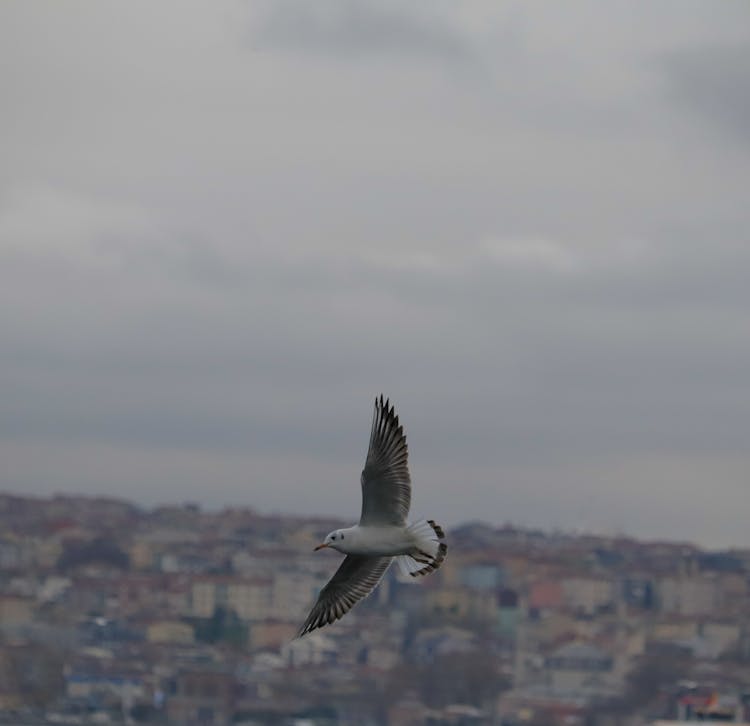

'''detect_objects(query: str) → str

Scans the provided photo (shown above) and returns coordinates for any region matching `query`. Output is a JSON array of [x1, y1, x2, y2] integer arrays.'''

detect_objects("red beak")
[[314, 543, 329, 551]]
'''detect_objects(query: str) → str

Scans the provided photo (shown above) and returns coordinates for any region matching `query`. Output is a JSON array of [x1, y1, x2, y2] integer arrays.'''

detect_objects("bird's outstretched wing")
[[298, 555, 392, 637], [359, 395, 411, 526]]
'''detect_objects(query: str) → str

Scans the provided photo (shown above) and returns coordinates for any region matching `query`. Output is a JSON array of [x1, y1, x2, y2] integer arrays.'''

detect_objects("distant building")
[[562, 577, 615, 616], [543, 640, 621, 700], [66, 672, 145, 709], [497, 588, 520, 636], [270, 570, 324, 620], [283, 631, 339, 667], [620, 576, 656, 609], [0, 595, 34, 627], [412, 625, 477, 663], [190, 576, 272, 621], [528, 580, 564, 612], [657, 576, 722, 616], [146, 620, 195, 645], [248, 620, 297, 651], [0, 537, 31, 571], [460, 562, 506, 590], [167, 669, 236, 725]]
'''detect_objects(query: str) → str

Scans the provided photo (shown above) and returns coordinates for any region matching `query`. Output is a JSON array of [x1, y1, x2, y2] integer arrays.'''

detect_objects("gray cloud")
[[1, 2, 749, 547], [661, 41, 750, 143], [247, 0, 474, 60]]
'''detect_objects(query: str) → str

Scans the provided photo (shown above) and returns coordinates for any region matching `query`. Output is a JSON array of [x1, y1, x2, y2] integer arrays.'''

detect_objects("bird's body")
[[297, 396, 447, 637], [321, 524, 428, 557]]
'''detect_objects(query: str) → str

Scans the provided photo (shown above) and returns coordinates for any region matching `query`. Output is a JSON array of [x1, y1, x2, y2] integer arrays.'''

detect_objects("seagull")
[[298, 395, 447, 637]]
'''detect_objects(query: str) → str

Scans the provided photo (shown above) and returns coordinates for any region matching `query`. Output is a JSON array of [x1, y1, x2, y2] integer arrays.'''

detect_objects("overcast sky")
[[2, 1, 749, 548]]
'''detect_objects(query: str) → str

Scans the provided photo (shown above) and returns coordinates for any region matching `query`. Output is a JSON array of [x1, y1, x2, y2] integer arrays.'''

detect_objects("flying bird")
[[298, 395, 447, 637]]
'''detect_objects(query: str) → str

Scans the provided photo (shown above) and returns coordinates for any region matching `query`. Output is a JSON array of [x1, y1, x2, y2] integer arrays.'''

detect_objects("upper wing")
[[297, 555, 392, 637], [359, 395, 411, 526]]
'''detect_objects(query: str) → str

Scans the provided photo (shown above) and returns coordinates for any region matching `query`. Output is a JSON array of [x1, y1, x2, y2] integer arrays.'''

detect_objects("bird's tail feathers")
[[396, 519, 447, 578]]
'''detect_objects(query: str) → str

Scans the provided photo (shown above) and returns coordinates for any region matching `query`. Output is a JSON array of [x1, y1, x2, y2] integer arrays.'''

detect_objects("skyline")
[[1, 2, 750, 548], [0, 488, 742, 555]]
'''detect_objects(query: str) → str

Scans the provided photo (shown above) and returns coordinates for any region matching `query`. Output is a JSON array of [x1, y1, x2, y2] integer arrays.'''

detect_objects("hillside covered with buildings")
[[1, 492, 749, 725]]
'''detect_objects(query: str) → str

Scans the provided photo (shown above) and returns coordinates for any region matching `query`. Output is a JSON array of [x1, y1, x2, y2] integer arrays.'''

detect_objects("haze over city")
[[2, 2, 750, 548]]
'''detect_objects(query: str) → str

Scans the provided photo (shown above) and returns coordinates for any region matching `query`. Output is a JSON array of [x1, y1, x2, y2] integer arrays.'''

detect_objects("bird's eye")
[[332, 535, 336, 540], [341, 533, 344, 539]]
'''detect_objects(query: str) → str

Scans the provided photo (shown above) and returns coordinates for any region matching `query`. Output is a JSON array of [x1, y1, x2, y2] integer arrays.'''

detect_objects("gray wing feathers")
[[298, 555, 392, 637], [360, 395, 411, 525]]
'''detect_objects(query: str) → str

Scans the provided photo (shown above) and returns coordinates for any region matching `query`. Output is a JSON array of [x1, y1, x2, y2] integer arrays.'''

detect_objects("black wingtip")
[[376, 395, 395, 416]]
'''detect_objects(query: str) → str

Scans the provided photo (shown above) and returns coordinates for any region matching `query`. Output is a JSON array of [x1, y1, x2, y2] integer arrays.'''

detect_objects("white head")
[[314, 529, 347, 553]]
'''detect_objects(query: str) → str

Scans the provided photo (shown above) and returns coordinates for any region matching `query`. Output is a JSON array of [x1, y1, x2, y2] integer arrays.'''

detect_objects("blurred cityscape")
[[1, 492, 749, 726]]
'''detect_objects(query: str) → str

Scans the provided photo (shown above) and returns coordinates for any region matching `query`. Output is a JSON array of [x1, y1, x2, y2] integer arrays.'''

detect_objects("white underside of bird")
[[297, 395, 447, 637], [316, 524, 427, 556]]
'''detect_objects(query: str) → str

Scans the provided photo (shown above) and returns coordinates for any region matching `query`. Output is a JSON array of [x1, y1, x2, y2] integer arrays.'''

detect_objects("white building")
[[562, 577, 615, 615], [190, 577, 272, 620], [657, 576, 721, 616]]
